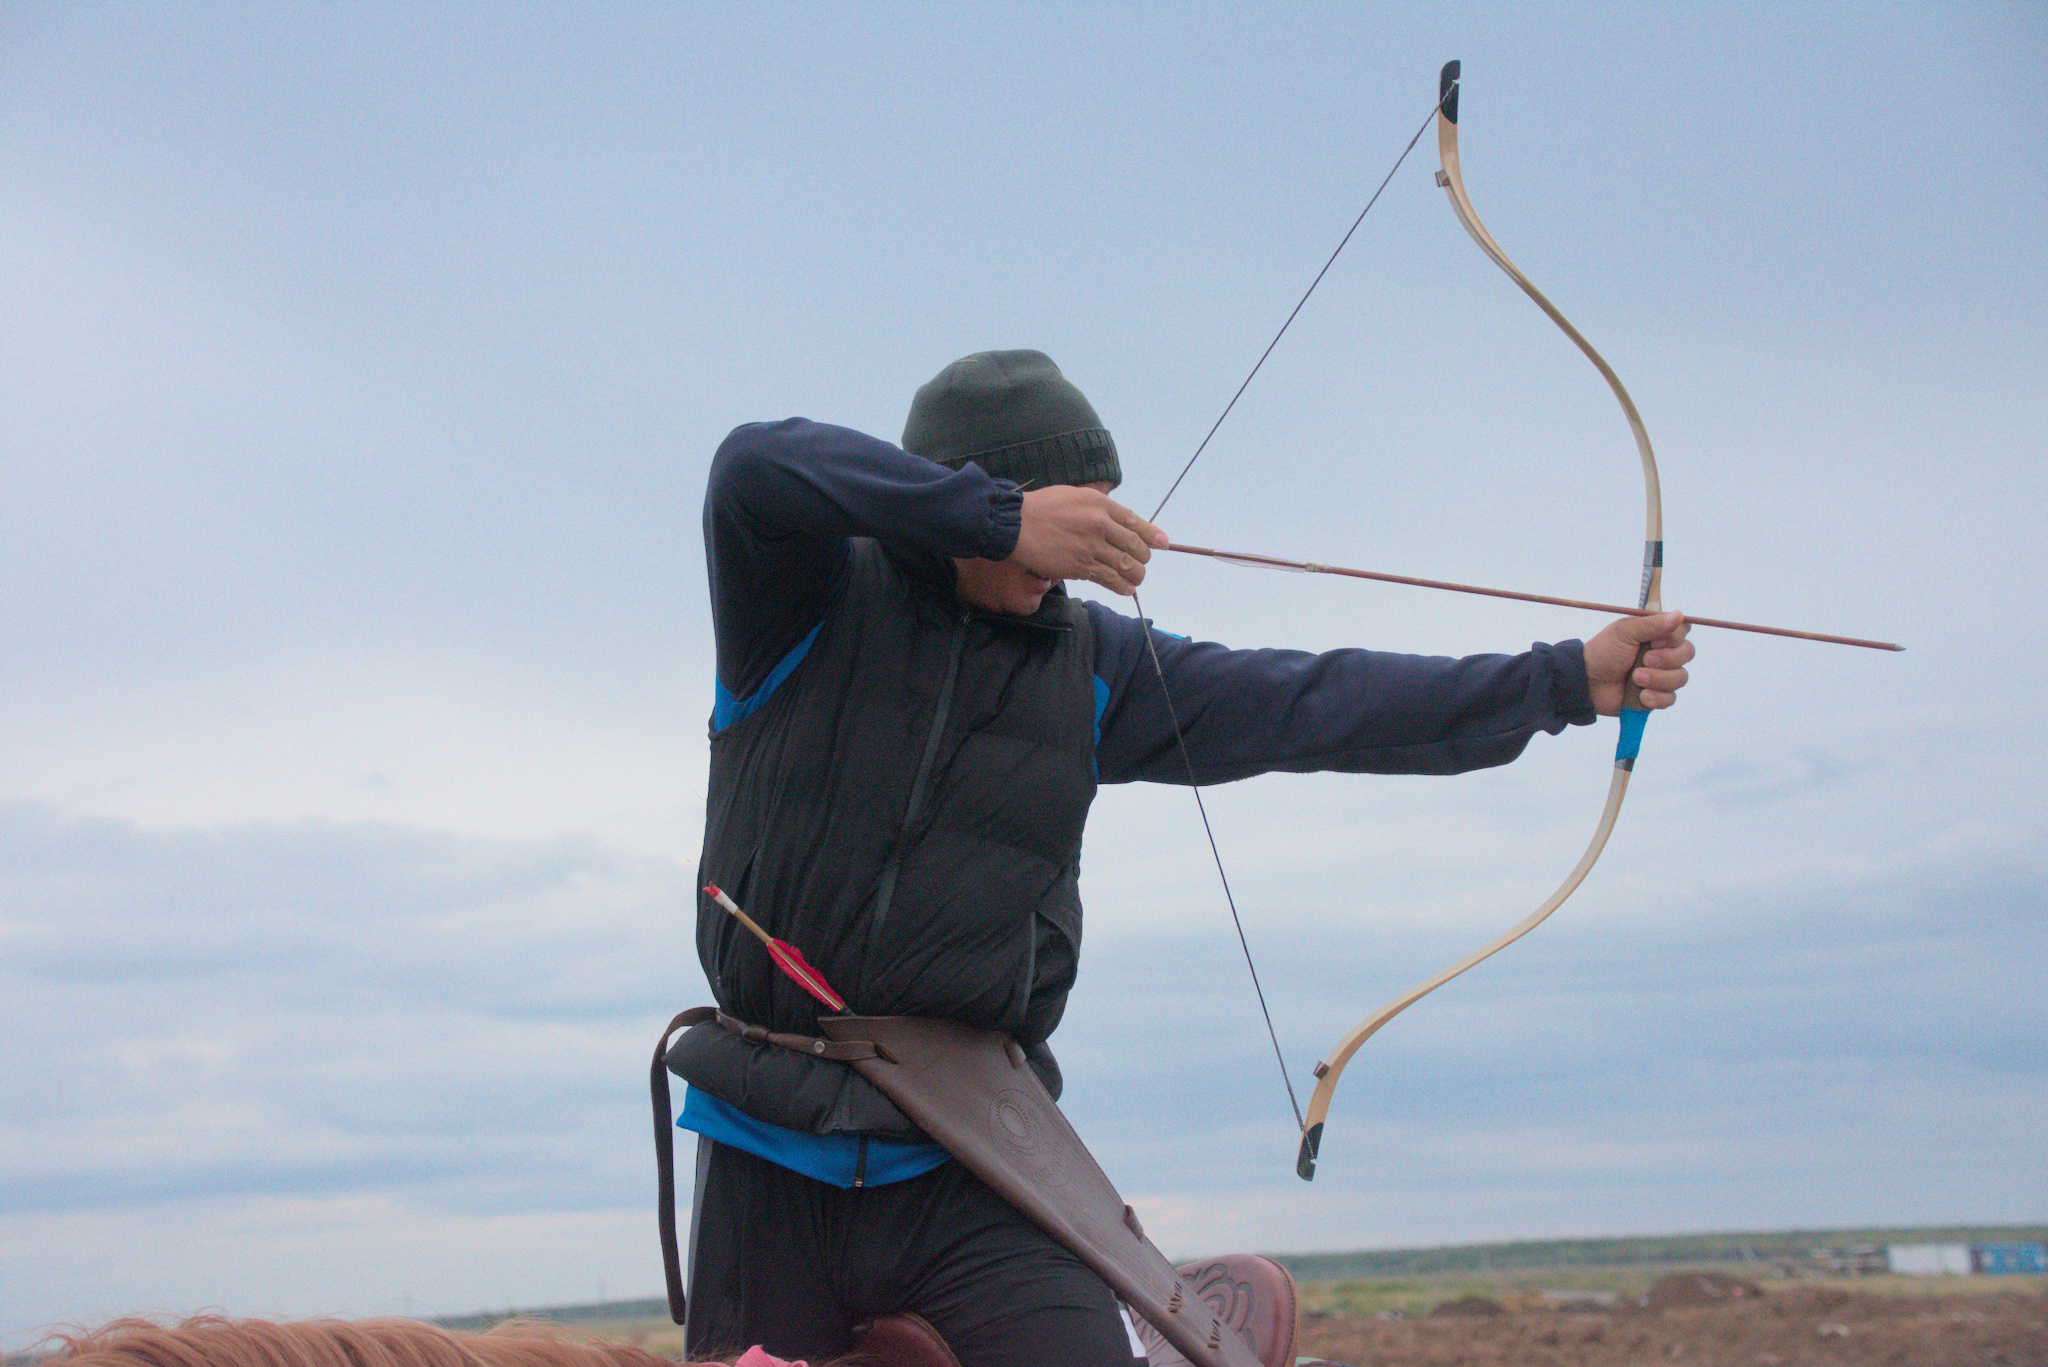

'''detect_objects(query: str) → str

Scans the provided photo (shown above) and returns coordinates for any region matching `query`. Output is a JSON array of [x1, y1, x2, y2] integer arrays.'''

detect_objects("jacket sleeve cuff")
[[966, 469, 1024, 560], [1546, 639, 1598, 726]]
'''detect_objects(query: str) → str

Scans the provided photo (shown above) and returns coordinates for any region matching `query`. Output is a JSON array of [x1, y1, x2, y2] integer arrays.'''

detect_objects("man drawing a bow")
[[662, 349, 1692, 1366]]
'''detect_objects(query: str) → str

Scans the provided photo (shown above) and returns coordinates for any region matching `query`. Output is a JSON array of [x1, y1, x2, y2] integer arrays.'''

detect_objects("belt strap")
[[649, 1005, 894, 1326], [710, 1008, 894, 1062], [649, 1008, 706, 1326]]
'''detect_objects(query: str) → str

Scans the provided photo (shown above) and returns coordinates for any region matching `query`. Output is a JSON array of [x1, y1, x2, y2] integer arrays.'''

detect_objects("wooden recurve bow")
[[1296, 61, 1666, 1179]]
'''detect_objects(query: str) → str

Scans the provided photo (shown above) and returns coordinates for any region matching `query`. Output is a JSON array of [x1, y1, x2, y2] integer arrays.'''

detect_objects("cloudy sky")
[[4, 0, 2043, 1347]]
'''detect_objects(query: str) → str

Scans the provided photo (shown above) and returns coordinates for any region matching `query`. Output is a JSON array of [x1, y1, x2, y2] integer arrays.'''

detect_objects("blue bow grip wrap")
[[1615, 707, 1650, 768]]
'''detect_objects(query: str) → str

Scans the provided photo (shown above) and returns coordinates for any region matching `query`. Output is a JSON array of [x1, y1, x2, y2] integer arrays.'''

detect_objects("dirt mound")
[[1429, 1294, 1505, 1317], [1643, 1269, 1764, 1307]]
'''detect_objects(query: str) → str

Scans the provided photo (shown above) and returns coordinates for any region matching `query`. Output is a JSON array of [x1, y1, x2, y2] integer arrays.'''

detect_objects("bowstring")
[[1131, 584, 1304, 1130], [1148, 91, 1450, 525], [1133, 84, 1456, 1134]]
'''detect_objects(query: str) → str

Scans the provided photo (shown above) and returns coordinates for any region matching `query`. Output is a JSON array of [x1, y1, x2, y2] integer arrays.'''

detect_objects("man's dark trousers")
[[684, 1138, 1138, 1367]]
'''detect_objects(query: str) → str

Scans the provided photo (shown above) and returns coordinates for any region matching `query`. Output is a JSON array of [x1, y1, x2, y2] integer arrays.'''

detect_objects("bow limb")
[[1295, 61, 1665, 1181], [1294, 768, 1631, 1178], [1436, 61, 1665, 611]]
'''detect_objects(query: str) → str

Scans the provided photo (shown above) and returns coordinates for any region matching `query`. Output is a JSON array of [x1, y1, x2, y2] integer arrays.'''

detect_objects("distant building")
[[1972, 1244, 2047, 1275], [1888, 1244, 1973, 1275], [1887, 1242, 2048, 1275], [1807, 1245, 1887, 1275]]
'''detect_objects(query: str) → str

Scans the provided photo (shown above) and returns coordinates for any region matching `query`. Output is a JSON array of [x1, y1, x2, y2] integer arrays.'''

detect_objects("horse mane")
[[36, 1314, 691, 1367]]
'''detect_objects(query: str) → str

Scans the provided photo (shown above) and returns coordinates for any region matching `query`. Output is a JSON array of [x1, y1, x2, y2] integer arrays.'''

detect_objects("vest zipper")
[[868, 610, 968, 942]]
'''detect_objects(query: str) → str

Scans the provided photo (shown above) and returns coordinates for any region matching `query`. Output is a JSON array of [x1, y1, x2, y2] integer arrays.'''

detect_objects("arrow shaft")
[[705, 883, 775, 946], [1165, 542, 1902, 652]]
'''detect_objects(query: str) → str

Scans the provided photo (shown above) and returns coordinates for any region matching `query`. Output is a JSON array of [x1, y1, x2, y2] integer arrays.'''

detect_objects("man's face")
[[952, 479, 1115, 617]]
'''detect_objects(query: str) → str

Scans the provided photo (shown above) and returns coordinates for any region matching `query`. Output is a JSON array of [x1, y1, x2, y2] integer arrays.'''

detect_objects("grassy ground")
[[1296, 1265, 2048, 1319]]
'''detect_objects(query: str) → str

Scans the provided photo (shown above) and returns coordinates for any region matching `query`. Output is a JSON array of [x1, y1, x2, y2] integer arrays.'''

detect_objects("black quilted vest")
[[667, 539, 1099, 1139]]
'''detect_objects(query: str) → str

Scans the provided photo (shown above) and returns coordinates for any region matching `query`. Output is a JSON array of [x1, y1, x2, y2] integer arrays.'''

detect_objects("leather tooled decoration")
[[1130, 1255, 1298, 1367]]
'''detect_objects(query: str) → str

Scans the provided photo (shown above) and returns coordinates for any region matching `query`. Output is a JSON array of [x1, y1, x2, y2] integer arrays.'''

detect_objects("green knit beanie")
[[901, 350, 1121, 490]]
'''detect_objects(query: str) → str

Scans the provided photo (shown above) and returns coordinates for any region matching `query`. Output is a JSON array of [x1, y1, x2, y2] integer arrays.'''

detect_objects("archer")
[[655, 348, 1691, 1367]]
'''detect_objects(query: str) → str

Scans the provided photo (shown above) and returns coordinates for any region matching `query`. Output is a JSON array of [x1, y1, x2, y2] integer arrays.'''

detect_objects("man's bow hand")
[[1585, 610, 1694, 714]]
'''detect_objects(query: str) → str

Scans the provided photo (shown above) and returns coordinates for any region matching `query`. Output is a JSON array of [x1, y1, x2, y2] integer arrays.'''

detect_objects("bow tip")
[[1295, 1123, 1323, 1182], [1439, 61, 1461, 123]]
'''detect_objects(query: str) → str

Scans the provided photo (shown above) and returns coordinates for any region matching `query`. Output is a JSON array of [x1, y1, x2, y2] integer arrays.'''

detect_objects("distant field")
[[1294, 1266, 2047, 1320], [1268, 1223, 2048, 1281]]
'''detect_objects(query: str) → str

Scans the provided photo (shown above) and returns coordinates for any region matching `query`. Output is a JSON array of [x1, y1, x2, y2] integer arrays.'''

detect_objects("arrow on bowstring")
[[1164, 541, 1903, 652]]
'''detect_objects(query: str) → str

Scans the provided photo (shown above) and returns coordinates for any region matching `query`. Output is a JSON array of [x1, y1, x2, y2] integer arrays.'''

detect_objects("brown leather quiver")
[[816, 1014, 1265, 1367]]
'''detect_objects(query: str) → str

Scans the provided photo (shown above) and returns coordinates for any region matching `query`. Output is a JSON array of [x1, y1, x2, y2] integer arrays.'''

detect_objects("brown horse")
[[37, 1313, 736, 1367], [33, 1311, 959, 1367]]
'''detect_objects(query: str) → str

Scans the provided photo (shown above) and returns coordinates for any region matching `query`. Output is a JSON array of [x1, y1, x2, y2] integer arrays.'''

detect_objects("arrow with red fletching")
[[702, 884, 847, 1013]]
